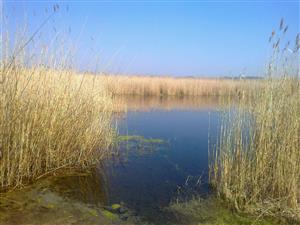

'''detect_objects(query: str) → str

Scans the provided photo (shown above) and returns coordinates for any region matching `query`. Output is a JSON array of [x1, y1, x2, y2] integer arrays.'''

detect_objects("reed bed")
[[209, 21, 300, 222], [0, 8, 119, 190], [0, 64, 115, 189], [101, 75, 258, 97]]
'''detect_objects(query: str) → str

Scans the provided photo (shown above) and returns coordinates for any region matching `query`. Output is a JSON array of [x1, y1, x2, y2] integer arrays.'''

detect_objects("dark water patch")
[[45, 169, 108, 206]]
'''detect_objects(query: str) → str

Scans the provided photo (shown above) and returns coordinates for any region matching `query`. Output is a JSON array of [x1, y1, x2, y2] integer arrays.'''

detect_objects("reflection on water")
[[114, 95, 222, 111], [104, 96, 221, 223]]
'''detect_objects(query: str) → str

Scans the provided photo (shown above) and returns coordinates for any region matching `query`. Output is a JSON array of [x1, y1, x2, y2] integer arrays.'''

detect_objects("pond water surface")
[[103, 96, 221, 224]]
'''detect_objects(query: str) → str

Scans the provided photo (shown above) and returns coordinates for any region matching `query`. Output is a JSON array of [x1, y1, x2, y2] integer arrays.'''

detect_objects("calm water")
[[103, 96, 221, 223]]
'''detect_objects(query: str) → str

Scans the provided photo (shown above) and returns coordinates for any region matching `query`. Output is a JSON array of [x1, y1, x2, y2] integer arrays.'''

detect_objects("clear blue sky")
[[3, 1, 300, 77]]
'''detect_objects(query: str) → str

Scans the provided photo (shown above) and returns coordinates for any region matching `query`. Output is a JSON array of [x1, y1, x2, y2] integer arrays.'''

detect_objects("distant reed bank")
[[101, 75, 259, 97]]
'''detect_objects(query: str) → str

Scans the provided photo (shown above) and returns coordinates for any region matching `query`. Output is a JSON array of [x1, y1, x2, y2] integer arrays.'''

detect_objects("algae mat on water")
[[115, 135, 167, 157]]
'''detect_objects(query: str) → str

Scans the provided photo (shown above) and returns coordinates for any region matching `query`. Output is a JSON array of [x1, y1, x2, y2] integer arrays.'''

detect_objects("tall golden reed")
[[0, 18, 115, 189], [209, 20, 300, 221], [101, 75, 258, 97]]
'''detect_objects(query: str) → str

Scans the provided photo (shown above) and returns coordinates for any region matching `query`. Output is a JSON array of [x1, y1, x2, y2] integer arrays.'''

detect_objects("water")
[[104, 96, 221, 223]]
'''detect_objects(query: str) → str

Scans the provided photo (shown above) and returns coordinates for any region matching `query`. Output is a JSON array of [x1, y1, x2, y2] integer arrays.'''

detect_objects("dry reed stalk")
[[0, 65, 115, 189], [0, 9, 115, 189], [209, 20, 300, 222]]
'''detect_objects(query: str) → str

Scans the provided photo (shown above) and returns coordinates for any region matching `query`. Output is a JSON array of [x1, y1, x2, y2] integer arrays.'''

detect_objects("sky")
[[2, 0, 300, 77]]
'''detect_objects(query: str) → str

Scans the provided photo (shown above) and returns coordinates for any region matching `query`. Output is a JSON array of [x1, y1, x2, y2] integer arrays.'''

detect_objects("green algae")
[[167, 197, 293, 225], [117, 135, 165, 144], [88, 209, 99, 217], [116, 135, 167, 157], [111, 203, 121, 210], [102, 210, 119, 220]]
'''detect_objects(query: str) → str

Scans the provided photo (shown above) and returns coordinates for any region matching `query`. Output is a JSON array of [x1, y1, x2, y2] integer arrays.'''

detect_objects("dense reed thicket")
[[209, 21, 300, 222], [101, 75, 258, 97], [0, 19, 115, 189]]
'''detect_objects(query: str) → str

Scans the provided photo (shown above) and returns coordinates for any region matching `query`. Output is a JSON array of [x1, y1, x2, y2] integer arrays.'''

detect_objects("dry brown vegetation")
[[101, 75, 258, 97], [209, 21, 300, 222], [210, 78, 300, 221], [0, 8, 121, 190], [0, 64, 115, 189]]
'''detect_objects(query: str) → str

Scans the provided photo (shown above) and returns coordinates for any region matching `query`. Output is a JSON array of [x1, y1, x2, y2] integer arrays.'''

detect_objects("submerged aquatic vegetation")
[[209, 20, 300, 222], [117, 135, 165, 144], [115, 135, 167, 158]]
